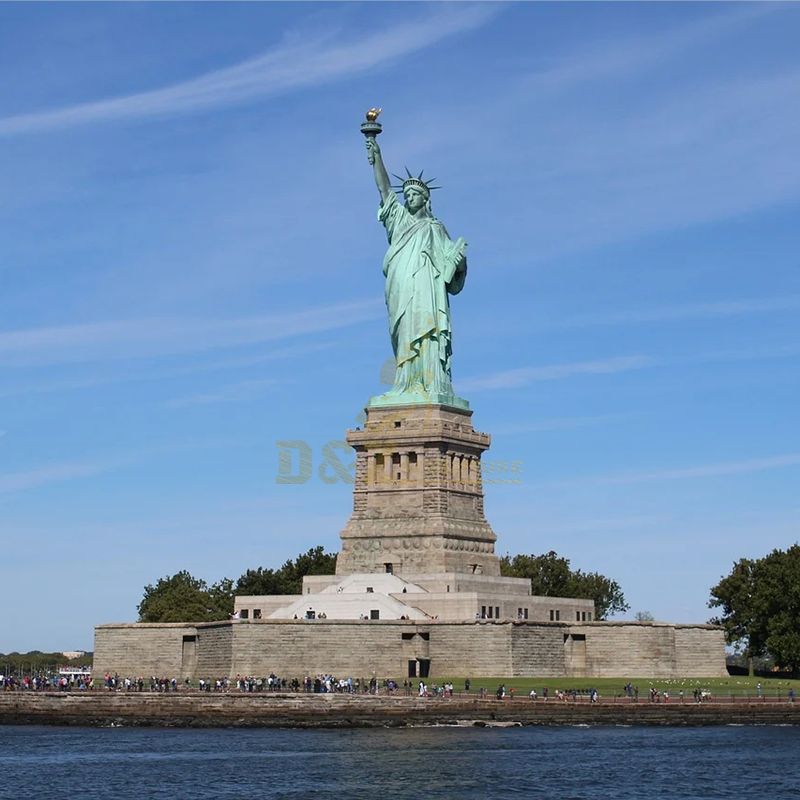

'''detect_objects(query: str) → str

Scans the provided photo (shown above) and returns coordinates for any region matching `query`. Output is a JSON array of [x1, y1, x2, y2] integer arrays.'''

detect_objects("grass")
[[422, 675, 800, 698]]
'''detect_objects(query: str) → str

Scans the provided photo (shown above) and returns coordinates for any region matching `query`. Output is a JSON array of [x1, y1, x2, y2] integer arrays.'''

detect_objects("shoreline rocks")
[[1, 692, 797, 728]]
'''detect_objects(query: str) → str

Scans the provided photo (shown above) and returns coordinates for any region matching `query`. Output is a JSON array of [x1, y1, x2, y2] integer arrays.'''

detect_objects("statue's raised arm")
[[366, 137, 391, 203]]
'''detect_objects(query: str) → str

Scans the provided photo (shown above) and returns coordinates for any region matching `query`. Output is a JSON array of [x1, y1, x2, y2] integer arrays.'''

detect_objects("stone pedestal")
[[336, 404, 500, 576]]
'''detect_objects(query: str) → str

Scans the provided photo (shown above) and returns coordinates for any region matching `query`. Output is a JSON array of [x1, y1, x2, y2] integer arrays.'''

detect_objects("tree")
[[138, 548, 339, 622], [635, 611, 655, 622], [234, 567, 285, 596], [500, 550, 629, 619], [710, 545, 800, 673], [708, 557, 757, 671], [277, 546, 338, 594], [138, 571, 233, 623], [235, 547, 338, 596]]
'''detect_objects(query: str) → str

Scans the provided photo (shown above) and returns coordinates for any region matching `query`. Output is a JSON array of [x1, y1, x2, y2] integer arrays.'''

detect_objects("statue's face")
[[404, 187, 426, 213]]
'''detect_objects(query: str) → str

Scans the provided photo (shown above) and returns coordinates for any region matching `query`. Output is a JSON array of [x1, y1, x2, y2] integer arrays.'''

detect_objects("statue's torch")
[[361, 107, 382, 164]]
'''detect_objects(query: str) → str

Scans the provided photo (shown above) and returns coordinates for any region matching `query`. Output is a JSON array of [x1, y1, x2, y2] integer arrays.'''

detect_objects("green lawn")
[[423, 675, 800, 698]]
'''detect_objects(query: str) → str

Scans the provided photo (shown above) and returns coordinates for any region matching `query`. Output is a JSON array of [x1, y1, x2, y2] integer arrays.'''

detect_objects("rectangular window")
[[576, 611, 581, 621], [555, 610, 560, 621], [481, 605, 487, 619], [549, 610, 555, 621], [370, 609, 380, 620], [524, 608, 528, 620], [384, 563, 393, 574], [366, 587, 374, 593], [487, 606, 493, 619], [495, 606, 500, 619], [253, 609, 262, 620], [588, 612, 593, 621], [240, 609, 249, 619], [408, 452, 419, 481]]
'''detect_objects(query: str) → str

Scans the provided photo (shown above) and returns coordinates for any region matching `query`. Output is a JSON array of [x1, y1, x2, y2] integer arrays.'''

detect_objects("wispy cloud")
[[0, 341, 335, 400], [0, 459, 123, 495], [0, 5, 496, 137], [519, 3, 783, 98], [461, 355, 653, 392], [460, 338, 800, 395], [0, 438, 247, 496], [164, 378, 282, 409], [547, 453, 800, 489], [510, 514, 667, 536], [684, 342, 800, 366], [547, 295, 800, 331], [492, 413, 636, 437], [0, 298, 382, 367]]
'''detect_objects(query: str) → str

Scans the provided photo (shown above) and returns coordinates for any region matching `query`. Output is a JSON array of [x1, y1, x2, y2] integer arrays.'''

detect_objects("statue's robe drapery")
[[378, 192, 467, 400]]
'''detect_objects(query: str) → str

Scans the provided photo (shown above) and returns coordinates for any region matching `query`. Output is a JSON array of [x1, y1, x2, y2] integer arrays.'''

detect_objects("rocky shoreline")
[[1, 692, 798, 728]]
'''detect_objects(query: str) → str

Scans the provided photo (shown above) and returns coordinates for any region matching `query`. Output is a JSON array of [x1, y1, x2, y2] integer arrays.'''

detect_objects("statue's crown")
[[392, 168, 440, 199]]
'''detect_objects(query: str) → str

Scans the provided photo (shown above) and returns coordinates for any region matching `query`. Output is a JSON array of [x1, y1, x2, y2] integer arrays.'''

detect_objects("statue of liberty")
[[363, 111, 468, 409]]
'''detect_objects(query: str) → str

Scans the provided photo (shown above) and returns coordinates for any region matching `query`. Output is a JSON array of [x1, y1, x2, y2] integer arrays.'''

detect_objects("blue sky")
[[1, 2, 798, 652]]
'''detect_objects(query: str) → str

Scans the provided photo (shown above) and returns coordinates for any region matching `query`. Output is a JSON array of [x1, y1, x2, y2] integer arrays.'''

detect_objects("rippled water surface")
[[1, 725, 798, 799]]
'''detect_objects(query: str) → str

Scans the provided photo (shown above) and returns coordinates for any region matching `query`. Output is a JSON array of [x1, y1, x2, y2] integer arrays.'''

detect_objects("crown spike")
[[393, 168, 443, 198]]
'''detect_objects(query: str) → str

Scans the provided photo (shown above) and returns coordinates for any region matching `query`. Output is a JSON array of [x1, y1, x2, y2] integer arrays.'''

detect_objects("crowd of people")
[[92, 673, 403, 695], [1, 671, 92, 691], [3, 671, 795, 702]]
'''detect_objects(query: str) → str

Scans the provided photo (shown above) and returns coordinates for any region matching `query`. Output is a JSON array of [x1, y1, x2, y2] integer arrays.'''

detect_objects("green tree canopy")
[[137, 571, 233, 623], [710, 544, 800, 672], [138, 549, 339, 622], [234, 547, 338, 596], [234, 566, 285, 597], [500, 550, 629, 619]]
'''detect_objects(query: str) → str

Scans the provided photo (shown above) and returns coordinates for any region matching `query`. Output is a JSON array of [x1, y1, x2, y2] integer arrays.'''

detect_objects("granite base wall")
[[93, 620, 726, 680], [572, 623, 728, 678], [196, 623, 234, 678], [93, 624, 195, 679]]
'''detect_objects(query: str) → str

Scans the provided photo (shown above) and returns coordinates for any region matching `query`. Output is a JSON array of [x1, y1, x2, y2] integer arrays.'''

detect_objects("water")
[[0, 725, 798, 799]]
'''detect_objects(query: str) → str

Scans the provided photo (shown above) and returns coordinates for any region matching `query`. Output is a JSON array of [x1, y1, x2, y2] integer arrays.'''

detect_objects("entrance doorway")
[[408, 659, 431, 678], [181, 635, 197, 676]]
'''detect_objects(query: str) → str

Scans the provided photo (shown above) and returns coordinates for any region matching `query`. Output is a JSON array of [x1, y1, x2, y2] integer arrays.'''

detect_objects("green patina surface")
[[364, 115, 469, 410]]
